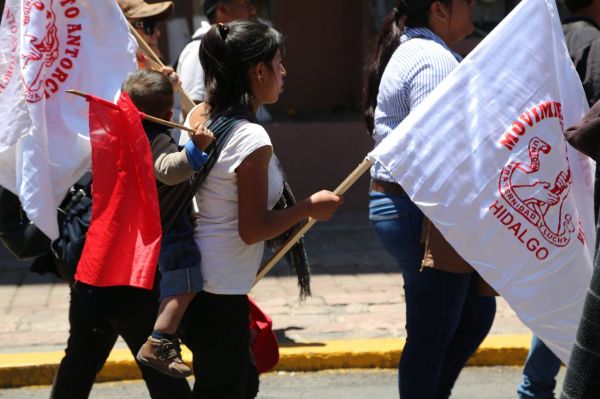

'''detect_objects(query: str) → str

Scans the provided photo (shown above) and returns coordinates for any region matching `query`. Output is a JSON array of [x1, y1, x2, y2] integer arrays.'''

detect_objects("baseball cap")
[[117, 0, 174, 21]]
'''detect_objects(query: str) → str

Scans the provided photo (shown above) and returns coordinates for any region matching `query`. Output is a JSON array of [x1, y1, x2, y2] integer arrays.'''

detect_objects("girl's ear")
[[430, 0, 450, 22], [250, 62, 267, 83]]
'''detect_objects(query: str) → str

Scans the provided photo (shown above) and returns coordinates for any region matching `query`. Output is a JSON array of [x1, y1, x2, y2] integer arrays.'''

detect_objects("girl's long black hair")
[[362, 0, 450, 135]]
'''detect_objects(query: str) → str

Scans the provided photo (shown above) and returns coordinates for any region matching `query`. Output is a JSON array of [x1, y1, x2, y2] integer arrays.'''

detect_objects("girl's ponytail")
[[363, 1, 407, 135]]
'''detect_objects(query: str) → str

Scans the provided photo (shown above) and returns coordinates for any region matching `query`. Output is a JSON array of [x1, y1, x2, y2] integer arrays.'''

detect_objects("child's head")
[[122, 70, 174, 120]]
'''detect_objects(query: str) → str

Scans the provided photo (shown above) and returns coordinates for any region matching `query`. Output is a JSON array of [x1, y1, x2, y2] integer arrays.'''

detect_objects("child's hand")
[[159, 66, 180, 86], [190, 122, 214, 151]]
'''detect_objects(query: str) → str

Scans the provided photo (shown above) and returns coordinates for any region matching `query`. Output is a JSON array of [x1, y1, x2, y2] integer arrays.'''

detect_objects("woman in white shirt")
[[181, 20, 343, 398]]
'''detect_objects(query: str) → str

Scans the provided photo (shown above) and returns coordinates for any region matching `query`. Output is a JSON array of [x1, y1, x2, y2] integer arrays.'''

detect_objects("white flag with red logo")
[[368, 0, 594, 363], [0, 0, 137, 239]]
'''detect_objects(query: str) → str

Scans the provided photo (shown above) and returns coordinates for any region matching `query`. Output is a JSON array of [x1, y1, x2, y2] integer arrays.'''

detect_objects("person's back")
[[564, 17, 600, 47], [373, 34, 459, 148], [176, 21, 211, 103], [563, 16, 600, 106]]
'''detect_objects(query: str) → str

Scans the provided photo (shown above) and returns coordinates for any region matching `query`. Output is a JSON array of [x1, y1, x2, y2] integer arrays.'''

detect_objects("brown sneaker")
[[136, 336, 192, 378]]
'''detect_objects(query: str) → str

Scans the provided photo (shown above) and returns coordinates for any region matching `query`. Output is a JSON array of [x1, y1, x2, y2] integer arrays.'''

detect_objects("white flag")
[[368, 0, 594, 363], [0, 0, 137, 239]]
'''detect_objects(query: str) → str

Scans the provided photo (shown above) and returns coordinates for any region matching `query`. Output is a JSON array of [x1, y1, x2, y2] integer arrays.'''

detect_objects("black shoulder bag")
[[0, 187, 51, 260], [51, 172, 93, 284]]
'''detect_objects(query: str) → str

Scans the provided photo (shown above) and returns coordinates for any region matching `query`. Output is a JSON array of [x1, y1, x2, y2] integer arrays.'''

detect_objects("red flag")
[[74, 92, 162, 290], [248, 296, 279, 373]]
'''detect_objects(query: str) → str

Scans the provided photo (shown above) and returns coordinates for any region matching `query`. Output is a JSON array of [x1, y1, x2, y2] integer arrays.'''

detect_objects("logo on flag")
[[20, 0, 84, 102], [0, 7, 18, 92], [492, 100, 584, 256], [0, 0, 137, 239]]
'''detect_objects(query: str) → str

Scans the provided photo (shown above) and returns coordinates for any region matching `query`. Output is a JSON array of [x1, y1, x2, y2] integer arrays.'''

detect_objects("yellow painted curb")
[[0, 334, 531, 388]]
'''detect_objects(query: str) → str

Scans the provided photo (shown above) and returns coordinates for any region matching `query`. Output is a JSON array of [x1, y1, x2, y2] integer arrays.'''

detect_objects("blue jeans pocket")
[[369, 192, 424, 271], [369, 209, 410, 222]]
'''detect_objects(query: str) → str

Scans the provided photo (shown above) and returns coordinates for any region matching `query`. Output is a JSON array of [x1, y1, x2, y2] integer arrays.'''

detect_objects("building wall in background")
[[268, 0, 371, 117], [157, 0, 535, 118]]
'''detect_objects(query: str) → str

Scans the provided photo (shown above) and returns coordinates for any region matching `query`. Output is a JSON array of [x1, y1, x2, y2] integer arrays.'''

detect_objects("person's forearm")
[[564, 100, 600, 161], [154, 149, 195, 185], [238, 200, 311, 245]]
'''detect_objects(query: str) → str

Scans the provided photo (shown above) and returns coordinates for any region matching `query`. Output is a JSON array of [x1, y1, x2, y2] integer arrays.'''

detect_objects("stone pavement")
[[0, 211, 528, 355]]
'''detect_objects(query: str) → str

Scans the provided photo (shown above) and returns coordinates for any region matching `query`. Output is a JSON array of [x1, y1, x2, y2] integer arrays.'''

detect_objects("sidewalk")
[[0, 211, 531, 387]]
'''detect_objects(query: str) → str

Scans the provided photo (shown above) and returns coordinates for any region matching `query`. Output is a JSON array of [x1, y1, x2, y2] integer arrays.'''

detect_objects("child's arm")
[[152, 126, 213, 186]]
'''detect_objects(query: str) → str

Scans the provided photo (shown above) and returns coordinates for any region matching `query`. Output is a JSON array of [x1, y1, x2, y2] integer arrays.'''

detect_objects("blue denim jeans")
[[517, 335, 561, 398], [158, 214, 203, 299], [369, 192, 496, 399]]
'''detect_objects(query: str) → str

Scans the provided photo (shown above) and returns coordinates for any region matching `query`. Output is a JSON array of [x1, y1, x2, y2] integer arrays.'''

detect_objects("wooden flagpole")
[[253, 158, 374, 286], [66, 89, 196, 134], [127, 22, 197, 116], [69, 88, 371, 285]]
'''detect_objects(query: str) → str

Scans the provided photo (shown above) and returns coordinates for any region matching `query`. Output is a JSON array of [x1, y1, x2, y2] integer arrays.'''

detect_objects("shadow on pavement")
[[0, 211, 398, 286], [275, 327, 326, 347]]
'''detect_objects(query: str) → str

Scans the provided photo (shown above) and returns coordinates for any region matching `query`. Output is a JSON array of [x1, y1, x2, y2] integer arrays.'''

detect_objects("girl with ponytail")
[[363, 1, 496, 398], [180, 20, 343, 398]]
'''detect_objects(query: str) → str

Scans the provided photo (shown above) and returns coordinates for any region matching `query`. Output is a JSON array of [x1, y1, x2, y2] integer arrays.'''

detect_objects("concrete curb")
[[0, 334, 531, 388]]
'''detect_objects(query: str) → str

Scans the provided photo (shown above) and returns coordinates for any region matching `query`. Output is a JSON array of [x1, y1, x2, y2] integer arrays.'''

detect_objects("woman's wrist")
[[294, 198, 313, 221]]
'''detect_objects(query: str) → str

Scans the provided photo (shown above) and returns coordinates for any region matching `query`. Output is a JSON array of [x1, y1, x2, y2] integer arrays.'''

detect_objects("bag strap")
[[57, 172, 92, 222], [160, 115, 244, 233]]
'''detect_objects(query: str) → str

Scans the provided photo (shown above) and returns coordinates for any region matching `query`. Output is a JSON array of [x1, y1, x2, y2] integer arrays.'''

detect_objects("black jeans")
[[180, 291, 259, 399], [50, 284, 192, 399]]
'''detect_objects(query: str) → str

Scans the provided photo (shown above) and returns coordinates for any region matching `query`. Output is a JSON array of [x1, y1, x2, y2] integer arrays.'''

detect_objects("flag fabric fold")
[[0, 0, 137, 239], [74, 92, 161, 290], [368, 0, 594, 363]]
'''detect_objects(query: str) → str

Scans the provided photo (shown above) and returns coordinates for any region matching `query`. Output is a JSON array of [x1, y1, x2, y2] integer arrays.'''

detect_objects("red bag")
[[248, 296, 279, 373]]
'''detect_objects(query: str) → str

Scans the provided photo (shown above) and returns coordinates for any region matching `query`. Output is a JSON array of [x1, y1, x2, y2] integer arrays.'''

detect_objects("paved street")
[[0, 367, 566, 398]]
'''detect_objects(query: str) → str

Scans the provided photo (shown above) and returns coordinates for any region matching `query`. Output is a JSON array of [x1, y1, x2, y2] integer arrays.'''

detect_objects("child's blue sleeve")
[[184, 140, 209, 170]]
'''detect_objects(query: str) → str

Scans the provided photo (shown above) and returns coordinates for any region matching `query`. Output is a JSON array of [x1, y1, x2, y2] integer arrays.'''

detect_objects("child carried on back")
[[122, 70, 213, 378]]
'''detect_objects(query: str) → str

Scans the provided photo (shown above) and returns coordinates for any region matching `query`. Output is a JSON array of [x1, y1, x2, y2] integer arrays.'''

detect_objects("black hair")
[[121, 70, 174, 120], [199, 20, 284, 117], [362, 0, 450, 135], [564, 0, 593, 12]]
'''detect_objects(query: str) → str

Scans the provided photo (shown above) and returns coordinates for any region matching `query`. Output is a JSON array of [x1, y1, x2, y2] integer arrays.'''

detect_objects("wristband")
[[185, 140, 209, 170]]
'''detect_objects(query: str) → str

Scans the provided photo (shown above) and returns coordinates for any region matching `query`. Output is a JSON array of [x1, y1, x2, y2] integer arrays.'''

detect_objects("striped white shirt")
[[371, 27, 462, 182]]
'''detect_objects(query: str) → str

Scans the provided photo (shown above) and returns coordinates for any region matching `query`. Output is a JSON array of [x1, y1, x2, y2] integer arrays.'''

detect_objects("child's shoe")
[[136, 336, 192, 378]]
